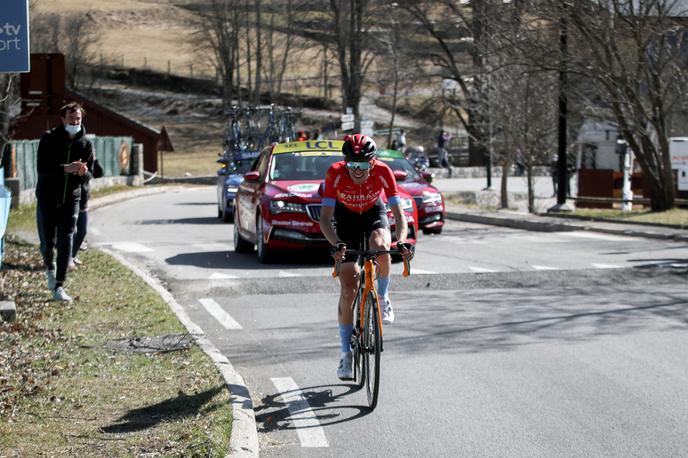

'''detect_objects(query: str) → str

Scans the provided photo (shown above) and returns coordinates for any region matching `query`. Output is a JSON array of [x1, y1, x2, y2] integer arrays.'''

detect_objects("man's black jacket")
[[36, 124, 94, 204]]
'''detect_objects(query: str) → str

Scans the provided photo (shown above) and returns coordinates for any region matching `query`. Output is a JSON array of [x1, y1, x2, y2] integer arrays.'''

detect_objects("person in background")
[[36, 101, 94, 302], [69, 154, 104, 270], [396, 129, 406, 153], [437, 130, 452, 177]]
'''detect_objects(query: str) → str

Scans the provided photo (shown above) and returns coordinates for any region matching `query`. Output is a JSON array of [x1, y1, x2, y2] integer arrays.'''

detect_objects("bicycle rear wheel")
[[363, 293, 382, 410]]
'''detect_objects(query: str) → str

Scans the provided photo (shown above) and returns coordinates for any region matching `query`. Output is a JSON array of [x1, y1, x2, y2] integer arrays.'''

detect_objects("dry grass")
[[572, 208, 688, 227], [0, 236, 231, 457]]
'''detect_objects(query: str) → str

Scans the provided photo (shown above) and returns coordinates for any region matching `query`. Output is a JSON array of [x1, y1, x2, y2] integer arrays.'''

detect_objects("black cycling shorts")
[[334, 199, 390, 263]]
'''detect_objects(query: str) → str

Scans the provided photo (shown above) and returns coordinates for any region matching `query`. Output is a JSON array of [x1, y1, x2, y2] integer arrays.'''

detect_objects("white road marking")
[[442, 236, 487, 244], [531, 265, 558, 271], [270, 377, 329, 448], [410, 268, 436, 274], [469, 266, 497, 273], [559, 232, 638, 242], [209, 272, 239, 280], [591, 263, 622, 269], [110, 242, 154, 253], [192, 243, 228, 251], [198, 298, 243, 330], [278, 270, 301, 277]]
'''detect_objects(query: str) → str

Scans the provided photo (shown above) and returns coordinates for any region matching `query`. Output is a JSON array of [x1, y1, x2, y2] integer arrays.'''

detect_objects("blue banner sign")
[[0, 0, 30, 73]]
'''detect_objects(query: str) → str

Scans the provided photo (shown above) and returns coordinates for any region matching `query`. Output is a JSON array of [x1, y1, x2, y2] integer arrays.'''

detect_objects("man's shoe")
[[46, 270, 56, 291], [337, 352, 353, 380], [72, 257, 83, 266], [52, 287, 73, 302], [67, 260, 77, 271], [80, 241, 88, 251], [382, 299, 395, 325]]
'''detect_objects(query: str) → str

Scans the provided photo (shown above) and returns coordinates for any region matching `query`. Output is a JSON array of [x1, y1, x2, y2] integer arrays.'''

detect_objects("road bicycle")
[[332, 242, 412, 410]]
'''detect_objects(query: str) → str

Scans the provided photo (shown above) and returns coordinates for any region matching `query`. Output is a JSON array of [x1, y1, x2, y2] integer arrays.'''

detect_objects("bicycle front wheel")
[[363, 293, 382, 410]]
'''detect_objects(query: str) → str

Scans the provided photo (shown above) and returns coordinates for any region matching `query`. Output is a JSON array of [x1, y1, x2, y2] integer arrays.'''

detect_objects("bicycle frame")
[[332, 246, 410, 409], [332, 249, 411, 346]]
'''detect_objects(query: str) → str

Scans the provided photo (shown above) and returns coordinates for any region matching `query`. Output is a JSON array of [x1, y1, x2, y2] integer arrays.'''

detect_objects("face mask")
[[65, 124, 81, 135]]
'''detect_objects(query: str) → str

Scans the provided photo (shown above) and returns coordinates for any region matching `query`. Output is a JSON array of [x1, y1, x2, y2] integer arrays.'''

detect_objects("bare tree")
[[0, 75, 20, 161], [29, 12, 61, 53], [62, 13, 100, 89], [401, 0, 494, 166], [519, 0, 688, 210], [188, 0, 241, 105], [329, 0, 376, 128]]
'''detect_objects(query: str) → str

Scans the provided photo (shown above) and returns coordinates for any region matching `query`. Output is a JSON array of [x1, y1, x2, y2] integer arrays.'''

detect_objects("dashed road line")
[[469, 266, 497, 273], [198, 298, 243, 330], [559, 232, 638, 242], [531, 265, 558, 271], [591, 263, 622, 269], [270, 377, 329, 448], [410, 268, 436, 274], [110, 241, 154, 253], [278, 270, 301, 277], [209, 272, 239, 280]]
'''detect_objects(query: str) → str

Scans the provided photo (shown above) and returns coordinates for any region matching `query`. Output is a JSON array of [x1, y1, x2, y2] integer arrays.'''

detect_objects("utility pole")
[[549, 2, 574, 213]]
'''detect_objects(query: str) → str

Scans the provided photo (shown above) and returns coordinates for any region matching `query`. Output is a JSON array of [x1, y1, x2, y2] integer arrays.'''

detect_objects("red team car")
[[376, 149, 445, 234], [233, 140, 419, 262]]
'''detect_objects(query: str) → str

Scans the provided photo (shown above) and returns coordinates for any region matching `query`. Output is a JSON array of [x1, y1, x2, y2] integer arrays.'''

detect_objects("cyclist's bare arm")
[[320, 205, 346, 261], [389, 203, 413, 261], [390, 203, 408, 242]]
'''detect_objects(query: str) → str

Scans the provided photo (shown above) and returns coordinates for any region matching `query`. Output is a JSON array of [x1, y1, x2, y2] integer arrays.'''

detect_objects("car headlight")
[[388, 198, 414, 212], [269, 200, 307, 214], [422, 192, 442, 204]]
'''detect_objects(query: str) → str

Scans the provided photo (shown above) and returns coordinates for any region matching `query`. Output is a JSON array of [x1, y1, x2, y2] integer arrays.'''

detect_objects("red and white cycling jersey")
[[322, 159, 400, 213]]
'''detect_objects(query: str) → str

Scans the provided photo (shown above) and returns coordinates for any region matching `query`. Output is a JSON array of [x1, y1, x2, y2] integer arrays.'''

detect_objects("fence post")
[[132, 143, 144, 186]]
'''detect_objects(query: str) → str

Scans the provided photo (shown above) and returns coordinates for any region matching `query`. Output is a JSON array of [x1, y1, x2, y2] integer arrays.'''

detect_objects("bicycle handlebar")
[[331, 247, 413, 279]]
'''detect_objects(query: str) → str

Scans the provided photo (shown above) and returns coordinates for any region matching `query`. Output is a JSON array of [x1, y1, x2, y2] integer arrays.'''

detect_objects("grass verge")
[[0, 236, 232, 457], [569, 208, 688, 227]]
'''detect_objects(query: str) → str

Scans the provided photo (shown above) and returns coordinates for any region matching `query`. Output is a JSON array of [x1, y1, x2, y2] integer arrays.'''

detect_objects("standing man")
[[36, 102, 94, 301], [396, 129, 406, 153], [437, 130, 452, 177]]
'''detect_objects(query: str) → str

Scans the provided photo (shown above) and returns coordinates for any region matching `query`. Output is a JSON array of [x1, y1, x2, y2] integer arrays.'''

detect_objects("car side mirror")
[[317, 181, 325, 196], [394, 170, 408, 182], [422, 171, 434, 184], [243, 170, 261, 182]]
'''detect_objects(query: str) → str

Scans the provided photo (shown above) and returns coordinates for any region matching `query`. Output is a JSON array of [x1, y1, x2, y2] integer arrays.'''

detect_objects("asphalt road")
[[89, 186, 688, 457]]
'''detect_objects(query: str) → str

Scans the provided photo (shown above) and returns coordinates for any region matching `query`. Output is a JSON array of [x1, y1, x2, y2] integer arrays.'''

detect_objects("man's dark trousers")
[[37, 199, 79, 285]]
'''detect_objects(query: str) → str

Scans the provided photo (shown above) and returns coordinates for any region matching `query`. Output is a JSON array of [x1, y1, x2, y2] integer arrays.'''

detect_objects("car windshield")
[[382, 157, 421, 180], [270, 152, 342, 180]]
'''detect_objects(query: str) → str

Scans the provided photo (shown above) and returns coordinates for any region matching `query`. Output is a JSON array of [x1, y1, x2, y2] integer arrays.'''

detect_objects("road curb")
[[444, 210, 688, 241], [445, 210, 579, 232], [101, 248, 259, 458]]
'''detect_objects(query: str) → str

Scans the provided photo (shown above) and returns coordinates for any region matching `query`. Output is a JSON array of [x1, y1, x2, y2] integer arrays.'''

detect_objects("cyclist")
[[320, 134, 413, 380]]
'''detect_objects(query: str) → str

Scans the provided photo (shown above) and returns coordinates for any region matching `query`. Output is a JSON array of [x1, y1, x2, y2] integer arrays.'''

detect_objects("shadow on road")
[[255, 383, 372, 433], [139, 216, 223, 225], [165, 249, 331, 270]]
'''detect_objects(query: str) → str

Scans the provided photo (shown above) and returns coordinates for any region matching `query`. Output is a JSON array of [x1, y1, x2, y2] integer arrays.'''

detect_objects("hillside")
[[33, 0, 425, 176]]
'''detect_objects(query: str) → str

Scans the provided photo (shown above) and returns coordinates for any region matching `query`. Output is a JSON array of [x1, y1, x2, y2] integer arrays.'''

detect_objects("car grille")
[[307, 204, 321, 222], [413, 196, 423, 210]]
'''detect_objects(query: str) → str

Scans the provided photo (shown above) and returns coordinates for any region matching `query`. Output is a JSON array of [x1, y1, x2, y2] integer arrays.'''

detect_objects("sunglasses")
[[345, 161, 372, 171]]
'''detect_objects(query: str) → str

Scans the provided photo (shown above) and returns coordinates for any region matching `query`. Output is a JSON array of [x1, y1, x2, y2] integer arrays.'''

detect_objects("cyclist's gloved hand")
[[330, 242, 347, 260], [397, 241, 415, 260]]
